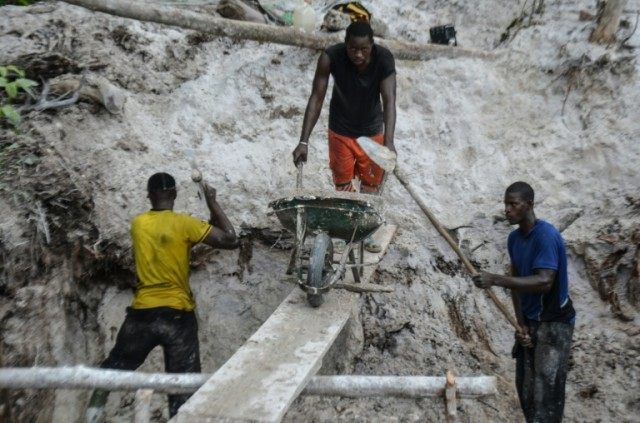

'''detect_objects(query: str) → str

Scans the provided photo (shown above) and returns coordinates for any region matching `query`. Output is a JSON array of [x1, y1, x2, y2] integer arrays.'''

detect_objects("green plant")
[[0, 65, 38, 127], [0, 1, 41, 6]]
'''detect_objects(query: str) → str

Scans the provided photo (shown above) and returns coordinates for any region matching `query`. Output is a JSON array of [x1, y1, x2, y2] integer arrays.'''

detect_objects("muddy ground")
[[0, 0, 639, 422]]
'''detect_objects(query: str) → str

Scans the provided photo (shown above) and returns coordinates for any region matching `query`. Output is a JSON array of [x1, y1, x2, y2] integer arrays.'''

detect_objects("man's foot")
[[364, 235, 381, 253]]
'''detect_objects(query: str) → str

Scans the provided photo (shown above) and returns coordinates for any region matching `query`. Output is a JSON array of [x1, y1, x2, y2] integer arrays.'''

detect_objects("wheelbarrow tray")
[[269, 195, 383, 242]]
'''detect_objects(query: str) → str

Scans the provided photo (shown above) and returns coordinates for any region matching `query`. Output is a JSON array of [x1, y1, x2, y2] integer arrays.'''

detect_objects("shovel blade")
[[356, 137, 397, 173]]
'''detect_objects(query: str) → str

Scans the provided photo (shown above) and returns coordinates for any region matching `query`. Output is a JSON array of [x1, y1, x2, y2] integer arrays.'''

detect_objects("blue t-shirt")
[[508, 220, 575, 323]]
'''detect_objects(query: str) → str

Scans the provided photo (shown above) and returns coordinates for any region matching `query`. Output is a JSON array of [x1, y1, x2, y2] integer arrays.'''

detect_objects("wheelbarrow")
[[269, 193, 384, 307]]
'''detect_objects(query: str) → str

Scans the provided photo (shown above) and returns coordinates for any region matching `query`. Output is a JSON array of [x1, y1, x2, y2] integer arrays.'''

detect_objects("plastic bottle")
[[293, 0, 316, 33]]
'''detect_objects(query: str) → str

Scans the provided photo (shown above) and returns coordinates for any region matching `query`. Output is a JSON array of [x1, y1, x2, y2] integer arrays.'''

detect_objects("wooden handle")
[[394, 167, 521, 331], [296, 162, 303, 190]]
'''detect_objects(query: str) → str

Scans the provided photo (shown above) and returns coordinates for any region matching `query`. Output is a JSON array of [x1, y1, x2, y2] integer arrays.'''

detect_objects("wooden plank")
[[172, 225, 396, 423]]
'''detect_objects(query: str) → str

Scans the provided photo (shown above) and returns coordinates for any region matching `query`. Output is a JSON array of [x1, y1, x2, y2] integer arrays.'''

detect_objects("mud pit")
[[0, 1, 639, 422]]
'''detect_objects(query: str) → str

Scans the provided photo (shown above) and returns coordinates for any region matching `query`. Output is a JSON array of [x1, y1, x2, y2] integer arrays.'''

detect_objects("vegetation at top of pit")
[[0, 0, 42, 6], [0, 65, 38, 127]]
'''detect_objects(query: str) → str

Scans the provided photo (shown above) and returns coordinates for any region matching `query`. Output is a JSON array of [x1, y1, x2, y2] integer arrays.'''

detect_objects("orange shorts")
[[328, 130, 385, 192]]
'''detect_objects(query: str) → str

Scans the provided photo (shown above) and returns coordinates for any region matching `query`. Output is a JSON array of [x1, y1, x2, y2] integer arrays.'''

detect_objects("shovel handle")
[[394, 167, 522, 332], [296, 162, 303, 190]]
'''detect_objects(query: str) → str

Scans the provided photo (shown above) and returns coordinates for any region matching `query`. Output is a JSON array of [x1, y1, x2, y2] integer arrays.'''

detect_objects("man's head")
[[345, 21, 374, 67], [504, 181, 535, 225], [147, 172, 177, 205]]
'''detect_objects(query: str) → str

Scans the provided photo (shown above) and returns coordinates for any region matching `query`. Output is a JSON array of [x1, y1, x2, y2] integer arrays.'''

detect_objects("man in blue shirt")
[[473, 181, 575, 423]]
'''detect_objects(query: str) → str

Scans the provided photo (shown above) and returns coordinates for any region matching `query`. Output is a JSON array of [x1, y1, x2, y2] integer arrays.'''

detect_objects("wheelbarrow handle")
[[296, 162, 303, 190]]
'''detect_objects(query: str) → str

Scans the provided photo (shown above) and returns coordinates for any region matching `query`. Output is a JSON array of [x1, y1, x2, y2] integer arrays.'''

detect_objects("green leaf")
[[0, 67, 6, 78], [6, 65, 25, 78], [15, 78, 38, 97], [1, 105, 21, 126], [0, 77, 7, 88], [5, 82, 18, 99]]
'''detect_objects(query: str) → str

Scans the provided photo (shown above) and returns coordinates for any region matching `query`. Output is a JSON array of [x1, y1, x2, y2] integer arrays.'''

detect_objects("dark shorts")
[[101, 307, 201, 416], [513, 320, 574, 423]]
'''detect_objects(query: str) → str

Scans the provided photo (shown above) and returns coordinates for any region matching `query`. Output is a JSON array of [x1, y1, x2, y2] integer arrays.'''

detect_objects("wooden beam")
[[134, 389, 154, 423]]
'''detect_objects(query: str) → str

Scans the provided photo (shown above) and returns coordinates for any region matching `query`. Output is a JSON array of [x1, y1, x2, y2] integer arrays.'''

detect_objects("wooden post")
[[133, 389, 154, 423], [590, 0, 628, 43], [445, 370, 457, 422]]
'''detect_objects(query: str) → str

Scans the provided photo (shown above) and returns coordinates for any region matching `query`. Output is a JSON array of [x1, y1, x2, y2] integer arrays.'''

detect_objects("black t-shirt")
[[325, 43, 395, 137]]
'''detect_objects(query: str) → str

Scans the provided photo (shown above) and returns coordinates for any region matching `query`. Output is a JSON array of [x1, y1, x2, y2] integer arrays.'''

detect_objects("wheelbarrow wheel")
[[307, 233, 334, 307]]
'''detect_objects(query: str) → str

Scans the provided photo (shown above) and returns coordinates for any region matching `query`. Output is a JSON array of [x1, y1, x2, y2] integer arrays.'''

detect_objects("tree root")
[[21, 75, 126, 115]]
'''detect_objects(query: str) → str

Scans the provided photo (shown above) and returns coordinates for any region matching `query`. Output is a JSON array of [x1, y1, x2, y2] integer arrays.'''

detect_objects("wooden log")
[[303, 375, 496, 398], [44, 75, 126, 114], [60, 0, 495, 61], [590, 0, 628, 43], [0, 367, 497, 398], [0, 366, 207, 394], [333, 282, 394, 293]]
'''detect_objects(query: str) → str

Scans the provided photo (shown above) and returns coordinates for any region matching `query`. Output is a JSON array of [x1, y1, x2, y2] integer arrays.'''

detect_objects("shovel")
[[357, 136, 398, 174], [355, 137, 521, 331]]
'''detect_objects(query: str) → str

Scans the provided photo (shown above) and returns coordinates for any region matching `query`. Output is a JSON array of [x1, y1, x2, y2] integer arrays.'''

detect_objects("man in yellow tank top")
[[86, 172, 238, 421]]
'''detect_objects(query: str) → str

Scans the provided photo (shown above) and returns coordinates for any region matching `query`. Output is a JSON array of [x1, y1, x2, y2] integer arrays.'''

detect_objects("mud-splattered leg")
[[161, 311, 201, 417], [531, 322, 574, 423], [86, 310, 158, 423]]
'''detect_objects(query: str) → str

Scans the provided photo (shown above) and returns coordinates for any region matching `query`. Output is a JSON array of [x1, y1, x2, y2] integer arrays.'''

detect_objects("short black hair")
[[147, 172, 176, 193], [505, 181, 534, 203], [345, 21, 374, 42]]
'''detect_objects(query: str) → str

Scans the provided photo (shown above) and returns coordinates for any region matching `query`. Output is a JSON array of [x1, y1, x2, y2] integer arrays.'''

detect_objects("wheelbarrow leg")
[[286, 249, 297, 275], [359, 240, 364, 277], [348, 247, 361, 284], [286, 206, 306, 276]]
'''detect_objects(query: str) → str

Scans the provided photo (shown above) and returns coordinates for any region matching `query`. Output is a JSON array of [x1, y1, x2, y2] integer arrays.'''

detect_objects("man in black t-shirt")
[[292, 21, 396, 195]]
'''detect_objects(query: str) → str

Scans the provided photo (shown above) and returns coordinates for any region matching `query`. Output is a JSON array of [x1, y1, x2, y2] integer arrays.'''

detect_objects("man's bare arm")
[[508, 267, 527, 325], [201, 184, 238, 249], [293, 53, 330, 164], [473, 268, 555, 294], [380, 73, 396, 152]]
